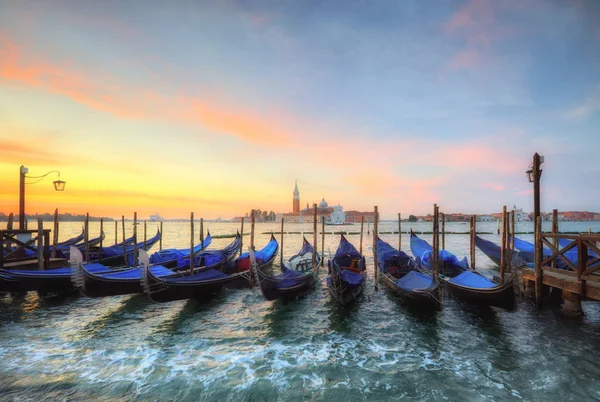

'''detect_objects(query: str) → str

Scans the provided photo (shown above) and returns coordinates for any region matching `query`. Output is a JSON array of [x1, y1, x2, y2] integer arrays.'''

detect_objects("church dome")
[[319, 198, 328, 208]]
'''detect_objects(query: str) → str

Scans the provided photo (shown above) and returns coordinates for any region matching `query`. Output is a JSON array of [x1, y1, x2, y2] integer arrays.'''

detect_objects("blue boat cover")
[[149, 234, 212, 264], [340, 270, 364, 287], [396, 270, 433, 291], [448, 271, 497, 289], [376, 237, 413, 273], [273, 268, 310, 289], [237, 237, 278, 263], [410, 233, 469, 274], [335, 235, 361, 259], [161, 268, 230, 283], [2, 263, 109, 277]]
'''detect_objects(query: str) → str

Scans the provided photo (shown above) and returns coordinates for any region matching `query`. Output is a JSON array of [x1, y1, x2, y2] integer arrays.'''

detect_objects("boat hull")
[[445, 275, 516, 310], [379, 273, 442, 311]]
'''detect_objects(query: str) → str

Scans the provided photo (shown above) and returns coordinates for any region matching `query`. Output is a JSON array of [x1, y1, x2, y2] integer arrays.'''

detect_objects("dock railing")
[[0, 228, 51, 270], [525, 232, 600, 307]]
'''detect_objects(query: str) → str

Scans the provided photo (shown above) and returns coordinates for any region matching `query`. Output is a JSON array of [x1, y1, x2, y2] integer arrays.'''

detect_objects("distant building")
[[275, 182, 374, 223]]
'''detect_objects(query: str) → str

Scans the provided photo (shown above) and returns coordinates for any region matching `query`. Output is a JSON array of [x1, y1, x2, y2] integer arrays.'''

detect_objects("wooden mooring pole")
[[133, 212, 138, 268], [115, 220, 118, 246], [121, 216, 126, 265], [535, 216, 543, 308], [85, 213, 89, 263], [359, 216, 364, 255], [433, 205, 439, 280], [37, 219, 43, 270], [551, 209, 558, 269], [200, 218, 204, 250], [51, 208, 59, 259], [99, 218, 104, 263], [441, 212, 445, 250], [398, 213, 402, 251], [280, 218, 284, 266], [250, 211, 255, 251], [239, 217, 245, 256], [373, 206, 378, 290], [189, 212, 194, 273], [500, 206, 506, 283], [511, 209, 515, 251], [249, 212, 255, 288], [313, 204, 317, 279], [321, 216, 325, 267], [470, 215, 476, 269], [159, 221, 163, 251], [144, 220, 147, 250]]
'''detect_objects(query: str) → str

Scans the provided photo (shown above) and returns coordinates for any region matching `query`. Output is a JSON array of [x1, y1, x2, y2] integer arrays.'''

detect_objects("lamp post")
[[19, 165, 66, 229], [526, 153, 544, 223]]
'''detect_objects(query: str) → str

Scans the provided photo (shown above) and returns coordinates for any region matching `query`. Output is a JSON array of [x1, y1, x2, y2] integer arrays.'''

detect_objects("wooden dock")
[[521, 229, 600, 314]]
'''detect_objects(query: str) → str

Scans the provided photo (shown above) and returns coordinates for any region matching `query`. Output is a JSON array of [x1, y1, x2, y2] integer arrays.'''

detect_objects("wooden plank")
[[543, 233, 580, 239], [583, 240, 600, 259], [542, 266, 577, 277]]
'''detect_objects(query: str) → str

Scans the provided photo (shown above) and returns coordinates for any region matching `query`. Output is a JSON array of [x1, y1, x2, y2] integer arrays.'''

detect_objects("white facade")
[[331, 205, 345, 224]]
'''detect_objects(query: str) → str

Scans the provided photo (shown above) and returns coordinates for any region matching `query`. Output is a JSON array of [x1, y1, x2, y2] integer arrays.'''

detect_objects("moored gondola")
[[141, 235, 278, 303], [251, 237, 320, 301], [410, 231, 516, 310], [86, 229, 162, 266], [73, 232, 228, 298], [376, 237, 442, 311], [327, 234, 366, 304], [474, 234, 528, 268]]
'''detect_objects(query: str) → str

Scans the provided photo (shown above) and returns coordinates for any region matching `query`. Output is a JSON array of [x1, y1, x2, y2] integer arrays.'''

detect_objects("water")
[[2, 221, 600, 400]]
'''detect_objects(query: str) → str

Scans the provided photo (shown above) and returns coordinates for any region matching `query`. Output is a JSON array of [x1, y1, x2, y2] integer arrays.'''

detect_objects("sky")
[[0, 0, 599, 220]]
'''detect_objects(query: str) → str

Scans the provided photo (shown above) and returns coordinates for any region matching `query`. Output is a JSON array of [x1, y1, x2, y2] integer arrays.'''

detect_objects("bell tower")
[[293, 180, 300, 213]]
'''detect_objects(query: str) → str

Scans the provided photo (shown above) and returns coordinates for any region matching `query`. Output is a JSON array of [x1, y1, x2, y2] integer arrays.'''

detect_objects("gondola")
[[0, 251, 111, 295], [251, 237, 320, 301], [327, 234, 366, 304], [410, 230, 516, 310], [149, 231, 212, 267], [141, 235, 278, 303], [376, 237, 442, 311], [54, 231, 107, 259], [86, 229, 162, 266], [72, 232, 224, 297], [474, 235, 528, 268]]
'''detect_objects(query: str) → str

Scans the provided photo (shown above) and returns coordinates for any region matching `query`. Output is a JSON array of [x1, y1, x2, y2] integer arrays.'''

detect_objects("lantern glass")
[[53, 180, 66, 191], [526, 168, 534, 183]]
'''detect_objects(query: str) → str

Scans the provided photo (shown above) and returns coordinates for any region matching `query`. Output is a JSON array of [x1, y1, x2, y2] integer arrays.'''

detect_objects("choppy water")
[[2, 221, 600, 401]]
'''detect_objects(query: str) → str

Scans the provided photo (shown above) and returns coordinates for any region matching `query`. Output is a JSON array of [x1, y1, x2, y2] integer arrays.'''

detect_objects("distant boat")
[[149, 213, 162, 222]]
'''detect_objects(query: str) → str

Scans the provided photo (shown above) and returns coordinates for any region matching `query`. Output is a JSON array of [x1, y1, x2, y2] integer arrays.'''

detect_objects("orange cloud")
[[0, 34, 291, 146]]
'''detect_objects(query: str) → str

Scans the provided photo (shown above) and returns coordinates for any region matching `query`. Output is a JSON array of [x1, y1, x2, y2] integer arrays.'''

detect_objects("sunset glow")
[[1, 0, 599, 219]]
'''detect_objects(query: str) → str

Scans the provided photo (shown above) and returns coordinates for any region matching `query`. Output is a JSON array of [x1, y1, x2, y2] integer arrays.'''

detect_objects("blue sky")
[[0, 0, 599, 218]]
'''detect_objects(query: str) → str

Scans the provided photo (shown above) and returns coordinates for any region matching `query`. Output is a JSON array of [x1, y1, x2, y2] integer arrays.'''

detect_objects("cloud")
[[481, 182, 505, 191], [0, 34, 292, 146], [564, 86, 600, 119]]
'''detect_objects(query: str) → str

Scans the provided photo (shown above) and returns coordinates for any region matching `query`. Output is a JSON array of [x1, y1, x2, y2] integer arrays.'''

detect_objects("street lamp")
[[526, 153, 544, 223], [19, 165, 66, 229]]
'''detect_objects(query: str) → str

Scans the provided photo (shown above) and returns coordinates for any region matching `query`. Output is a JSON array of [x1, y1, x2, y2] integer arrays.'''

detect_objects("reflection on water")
[[2, 222, 600, 399]]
